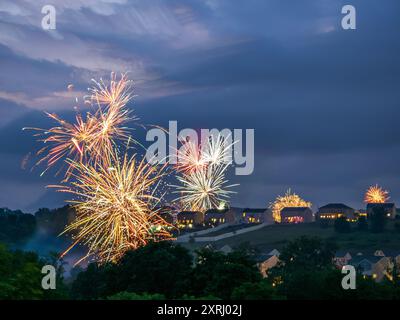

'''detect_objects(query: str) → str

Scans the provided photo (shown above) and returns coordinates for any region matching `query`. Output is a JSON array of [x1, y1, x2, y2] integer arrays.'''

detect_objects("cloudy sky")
[[0, 0, 399, 212]]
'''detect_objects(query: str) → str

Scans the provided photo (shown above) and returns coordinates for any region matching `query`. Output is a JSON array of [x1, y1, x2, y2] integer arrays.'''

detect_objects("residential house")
[[157, 206, 177, 224], [317, 203, 355, 221], [256, 252, 280, 277], [204, 208, 235, 226], [280, 207, 313, 224], [218, 245, 233, 254], [349, 255, 392, 282], [176, 211, 204, 229], [242, 208, 273, 224], [366, 203, 397, 219], [334, 250, 352, 268], [356, 209, 367, 218]]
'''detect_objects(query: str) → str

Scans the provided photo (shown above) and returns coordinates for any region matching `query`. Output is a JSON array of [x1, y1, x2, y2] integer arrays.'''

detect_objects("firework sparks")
[[364, 184, 389, 203], [174, 163, 237, 212], [176, 140, 206, 174], [90, 72, 134, 110], [201, 133, 235, 166], [174, 134, 237, 212], [24, 73, 134, 178], [176, 134, 234, 174], [270, 189, 312, 223], [54, 148, 174, 265]]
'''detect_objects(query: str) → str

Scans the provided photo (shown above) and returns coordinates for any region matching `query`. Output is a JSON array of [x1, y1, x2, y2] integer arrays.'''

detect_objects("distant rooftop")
[[350, 255, 384, 265], [366, 203, 395, 209], [205, 208, 229, 215], [243, 208, 266, 213], [319, 203, 354, 210], [177, 211, 202, 216], [281, 207, 310, 212]]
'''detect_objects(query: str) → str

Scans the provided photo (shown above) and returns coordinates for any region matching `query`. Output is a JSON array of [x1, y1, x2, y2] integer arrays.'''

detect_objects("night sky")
[[0, 0, 399, 212]]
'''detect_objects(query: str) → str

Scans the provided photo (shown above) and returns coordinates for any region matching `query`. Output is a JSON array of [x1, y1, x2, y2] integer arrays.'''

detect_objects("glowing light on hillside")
[[270, 189, 312, 223]]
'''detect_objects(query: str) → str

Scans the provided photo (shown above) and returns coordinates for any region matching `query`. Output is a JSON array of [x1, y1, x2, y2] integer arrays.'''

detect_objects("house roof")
[[243, 208, 266, 213], [255, 253, 275, 263], [205, 208, 229, 215], [335, 250, 351, 258], [319, 203, 354, 210], [218, 245, 233, 254], [281, 207, 311, 213], [366, 203, 395, 209], [349, 255, 384, 265], [177, 211, 202, 217]]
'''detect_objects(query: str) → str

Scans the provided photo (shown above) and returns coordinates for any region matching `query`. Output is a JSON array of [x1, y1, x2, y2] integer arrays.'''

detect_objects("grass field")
[[181, 221, 400, 253]]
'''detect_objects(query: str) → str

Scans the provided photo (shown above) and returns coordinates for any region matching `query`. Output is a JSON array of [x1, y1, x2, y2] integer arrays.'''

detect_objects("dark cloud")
[[0, 0, 399, 211]]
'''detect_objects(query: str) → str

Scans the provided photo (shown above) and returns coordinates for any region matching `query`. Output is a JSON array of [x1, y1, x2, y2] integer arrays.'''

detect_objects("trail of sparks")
[[364, 184, 389, 203], [269, 189, 312, 223], [54, 148, 174, 265], [23, 73, 134, 179], [25, 73, 176, 265]]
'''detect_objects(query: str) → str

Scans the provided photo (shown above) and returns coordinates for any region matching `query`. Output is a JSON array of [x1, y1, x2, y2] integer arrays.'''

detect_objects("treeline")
[[0, 205, 75, 244], [0, 208, 36, 243], [0, 243, 67, 299], [2, 236, 400, 300]]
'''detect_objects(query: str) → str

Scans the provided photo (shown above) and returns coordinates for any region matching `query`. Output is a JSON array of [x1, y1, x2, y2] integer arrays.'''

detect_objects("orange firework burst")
[[269, 189, 312, 223], [364, 185, 389, 203], [55, 148, 174, 265], [25, 73, 134, 178]]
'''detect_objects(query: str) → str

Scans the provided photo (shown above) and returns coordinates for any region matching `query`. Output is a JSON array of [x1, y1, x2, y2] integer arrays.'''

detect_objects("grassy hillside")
[[181, 221, 400, 253]]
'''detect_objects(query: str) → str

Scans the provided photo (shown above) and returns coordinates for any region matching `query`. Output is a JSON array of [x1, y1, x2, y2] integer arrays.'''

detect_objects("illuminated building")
[[349, 255, 392, 282], [317, 203, 355, 221], [356, 209, 367, 218], [241, 208, 273, 224], [366, 203, 396, 219], [256, 250, 280, 278], [334, 251, 352, 268], [204, 208, 235, 226], [280, 207, 313, 224], [176, 211, 204, 229], [156, 206, 177, 225]]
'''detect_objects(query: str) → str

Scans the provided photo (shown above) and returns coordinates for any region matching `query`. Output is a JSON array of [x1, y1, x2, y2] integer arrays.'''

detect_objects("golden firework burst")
[[54, 148, 174, 265], [364, 185, 389, 203], [269, 189, 312, 223]]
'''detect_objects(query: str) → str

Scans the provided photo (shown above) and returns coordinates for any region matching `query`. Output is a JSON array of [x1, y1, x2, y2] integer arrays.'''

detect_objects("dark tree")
[[357, 216, 368, 231], [0, 208, 36, 244], [369, 207, 387, 233], [190, 247, 261, 299], [72, 241, 193, 299], [334, 216, 351, 233], [0, 244, 68, 299], [231, 280, 282, 300], [269, 236, 337, 299]]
